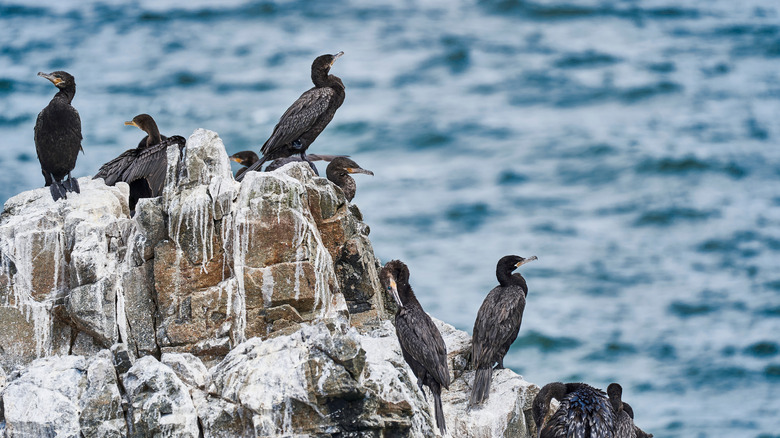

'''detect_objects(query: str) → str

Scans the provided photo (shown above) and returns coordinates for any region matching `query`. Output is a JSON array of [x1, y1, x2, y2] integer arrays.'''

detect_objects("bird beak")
[[229, 156, 242, 164], [515, 255, 538, 268], [38, 72, 62, 85], [346, 167, 374, 176], [124, 121, 139, 128], [388, 278, 403, 308], [331, 51, 344, 66]]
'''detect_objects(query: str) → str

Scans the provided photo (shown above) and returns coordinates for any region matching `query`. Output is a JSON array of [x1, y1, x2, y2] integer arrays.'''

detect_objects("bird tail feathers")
[[433, 388, 446, 434], [469, 368, 493, 407]]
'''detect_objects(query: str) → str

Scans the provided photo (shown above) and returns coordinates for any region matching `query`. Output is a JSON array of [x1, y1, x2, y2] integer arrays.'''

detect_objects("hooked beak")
[[516, 255, 538, 268], [124, 120, 139, 128], [330, 51, 344, 66], [388, 278, 403, 308], [229, 156, 243, 164], [38, 72, 62, 86], [346, 167, 374, 176]]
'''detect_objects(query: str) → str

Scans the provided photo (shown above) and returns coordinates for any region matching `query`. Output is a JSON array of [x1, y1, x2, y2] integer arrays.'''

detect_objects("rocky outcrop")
[[0, 129, 538, 437]]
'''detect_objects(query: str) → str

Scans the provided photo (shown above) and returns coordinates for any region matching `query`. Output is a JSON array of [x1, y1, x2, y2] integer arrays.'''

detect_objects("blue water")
[[2, 0, 779, 436]]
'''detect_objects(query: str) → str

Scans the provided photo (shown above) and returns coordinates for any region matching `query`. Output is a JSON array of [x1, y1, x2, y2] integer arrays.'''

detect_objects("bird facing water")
[[34, 71, 83, 201], [94, 114, 185, 210], [470, 254, 537, 406], [235, 51, 346, 180], [380, 260, 450, 434], [533, 382, 616, 438], [325, 157, 373, 202]]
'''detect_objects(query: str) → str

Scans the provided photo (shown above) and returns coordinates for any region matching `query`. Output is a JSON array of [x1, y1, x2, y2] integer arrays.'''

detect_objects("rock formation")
[[0, 129, 538, 437]]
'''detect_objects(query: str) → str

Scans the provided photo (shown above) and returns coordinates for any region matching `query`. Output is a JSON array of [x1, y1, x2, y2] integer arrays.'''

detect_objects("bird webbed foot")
[[63, 173, 80, 193], [50, 183, 67, 201]]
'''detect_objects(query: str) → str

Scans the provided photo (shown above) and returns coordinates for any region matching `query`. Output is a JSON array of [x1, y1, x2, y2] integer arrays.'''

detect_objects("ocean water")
[[1, 0, 779, 436]]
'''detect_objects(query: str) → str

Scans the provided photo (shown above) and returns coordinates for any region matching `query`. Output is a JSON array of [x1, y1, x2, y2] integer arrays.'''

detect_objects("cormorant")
[[469, 254, 537, 406], [34, 71, 83, 201], [93, 114, 185, 210], [325, 157, 373, 202], [228, 151, 345, 178], [607, 383, 653, 438], [533, 382, 616, 438], [235, 51, 345, 181], [380, 260, 450, 434]]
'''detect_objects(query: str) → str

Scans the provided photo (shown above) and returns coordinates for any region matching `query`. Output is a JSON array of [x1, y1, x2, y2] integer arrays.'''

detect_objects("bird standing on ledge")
[[380, 260, 450, 435], [236, 51, 346, 180], [94, 114, 185, 211], [34, 71, 83, 201], [470, 254, 537, 406]]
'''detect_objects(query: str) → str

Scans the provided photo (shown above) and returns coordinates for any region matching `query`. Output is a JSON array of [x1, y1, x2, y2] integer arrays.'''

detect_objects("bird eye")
[[386, 285, 392, 290]]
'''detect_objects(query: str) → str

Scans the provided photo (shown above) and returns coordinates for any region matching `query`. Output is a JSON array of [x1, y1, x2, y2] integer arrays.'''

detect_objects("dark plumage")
[[93, 114, 185, 210], [228, 151, 346, 178], [533, 382, 616, 438], [469, 254, 538, 406], [236, 52, 346, 181], [34, 71, 83, 201], [380, 260, 450, 434], [325, 157, 373, 202], [229, 151, 259, 180], [608, 384, 653, 438]]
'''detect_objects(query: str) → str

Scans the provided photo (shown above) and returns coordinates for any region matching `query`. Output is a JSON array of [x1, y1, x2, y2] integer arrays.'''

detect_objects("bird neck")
[[497, 268, 527, 291], [312, 70, 343, 89], [54, 86, 76, 104], [144, 124, 162, 147], [398, 282, 420, 308], [534, 382, 567, 428]]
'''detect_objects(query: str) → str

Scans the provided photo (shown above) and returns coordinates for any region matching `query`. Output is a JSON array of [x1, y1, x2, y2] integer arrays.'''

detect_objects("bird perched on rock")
[[228, 151, 345, 178], [607, 383, 653, 438], [325, 157, 373, 202], [380, 260, 450, 434], [533, 382, 616, 438], [94, 114, 185, 210], [236, 51, 346, 180], [34, 71, 83, 201], [470, 254, 537, 406]]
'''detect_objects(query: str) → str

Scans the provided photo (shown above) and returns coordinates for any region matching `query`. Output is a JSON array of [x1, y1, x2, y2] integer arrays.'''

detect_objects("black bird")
[[228, 151, 345, 178], [34, 71, 83, 201], [607, 383, 653, 438], [380, 260, 450, 434], [94, 114, 185, 210], [469, 254, 537, 406], [236, 51, 346, 180], [533, 382, 616, 438], [325, 157, 373, 202]]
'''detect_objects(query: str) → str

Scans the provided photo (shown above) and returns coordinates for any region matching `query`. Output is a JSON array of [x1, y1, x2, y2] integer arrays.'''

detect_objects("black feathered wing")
[[122, 136, 186, 196], [94, 149, 140, 186], [396, 308, 450, 389], [261, 87, 336, 157], [472, 284, 526, 369]]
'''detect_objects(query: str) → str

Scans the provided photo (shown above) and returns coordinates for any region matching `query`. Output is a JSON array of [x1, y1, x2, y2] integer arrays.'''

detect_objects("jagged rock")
[[0, 128, 540, 437], [122, 356, 199, 438], [161, 352, 209, 389], [1, 353, 125, 438]]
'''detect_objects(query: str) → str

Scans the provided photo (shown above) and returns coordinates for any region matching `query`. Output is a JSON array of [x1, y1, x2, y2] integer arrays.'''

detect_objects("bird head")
[[38, 71, 75, 89]]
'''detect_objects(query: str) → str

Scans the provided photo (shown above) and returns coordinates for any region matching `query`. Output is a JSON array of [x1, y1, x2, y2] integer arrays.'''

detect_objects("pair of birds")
[[379, 254, 537, 434], [34, 70, 185, 206], [380, 256, 651, 437], [34, 51, 360, 205], [534, 382, 653, 438]]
